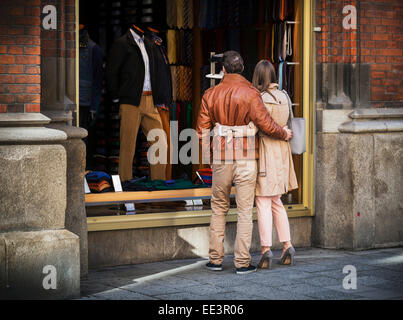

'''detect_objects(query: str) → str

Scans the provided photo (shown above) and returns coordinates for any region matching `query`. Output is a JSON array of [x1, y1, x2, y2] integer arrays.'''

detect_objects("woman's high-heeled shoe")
[[257, 250, 274, 269], [278, 246, 295, 266]]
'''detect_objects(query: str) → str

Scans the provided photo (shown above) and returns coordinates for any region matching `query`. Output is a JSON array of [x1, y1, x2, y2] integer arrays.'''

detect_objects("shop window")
[[77, 0, 312, 224]]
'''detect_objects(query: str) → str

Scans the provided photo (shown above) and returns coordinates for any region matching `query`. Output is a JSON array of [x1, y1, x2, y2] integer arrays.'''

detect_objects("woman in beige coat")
[[252, 60, 298, 269]]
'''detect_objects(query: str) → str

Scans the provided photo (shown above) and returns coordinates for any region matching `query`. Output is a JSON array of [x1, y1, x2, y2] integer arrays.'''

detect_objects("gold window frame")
[[75, 0, 316, 232]]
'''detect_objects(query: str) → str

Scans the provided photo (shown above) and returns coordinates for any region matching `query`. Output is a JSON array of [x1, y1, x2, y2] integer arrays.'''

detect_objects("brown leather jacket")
[[196, 73, 288, 162]]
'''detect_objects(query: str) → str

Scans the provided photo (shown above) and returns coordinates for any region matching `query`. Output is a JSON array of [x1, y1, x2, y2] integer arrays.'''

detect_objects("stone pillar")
[[0, 113, 80, 299], [40, 0, 89, 278], [313, 108, 403, 250], [46, 115, 89, 278]]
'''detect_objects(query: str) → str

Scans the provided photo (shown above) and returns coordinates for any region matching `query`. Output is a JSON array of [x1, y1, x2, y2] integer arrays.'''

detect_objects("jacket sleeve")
[[248, 94, 288, 140], [196, 95, 214, 164], [196, 94, 213, 138], [105, 40, 125, 100]]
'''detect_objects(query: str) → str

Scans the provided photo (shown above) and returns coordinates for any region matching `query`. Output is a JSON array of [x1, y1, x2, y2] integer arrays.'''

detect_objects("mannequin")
[[145, 26, 173, 180], [105, 24, 168, 182], [79, 24, 103, 130]]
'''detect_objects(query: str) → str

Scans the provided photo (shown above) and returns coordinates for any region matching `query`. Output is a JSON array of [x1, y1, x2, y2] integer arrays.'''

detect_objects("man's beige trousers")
[[119, 94, 167, 182], [209, 159, 257, 268]]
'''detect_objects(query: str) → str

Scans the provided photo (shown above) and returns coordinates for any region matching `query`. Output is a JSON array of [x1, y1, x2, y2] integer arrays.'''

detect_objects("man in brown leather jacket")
[[196, 51, 292, 274]]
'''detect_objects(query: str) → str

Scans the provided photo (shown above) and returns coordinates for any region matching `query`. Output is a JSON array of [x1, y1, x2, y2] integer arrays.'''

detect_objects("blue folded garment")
[[85, 171, 111, 182]]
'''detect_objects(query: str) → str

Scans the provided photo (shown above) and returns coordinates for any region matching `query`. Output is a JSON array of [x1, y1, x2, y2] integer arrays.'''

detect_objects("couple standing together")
[[196, 51, 298, 274]]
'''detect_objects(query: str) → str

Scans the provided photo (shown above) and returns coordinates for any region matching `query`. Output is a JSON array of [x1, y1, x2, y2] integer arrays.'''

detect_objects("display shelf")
[[85, 187, 236, 206]]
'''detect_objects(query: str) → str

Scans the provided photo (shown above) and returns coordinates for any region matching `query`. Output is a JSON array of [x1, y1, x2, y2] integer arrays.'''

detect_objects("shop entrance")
[[76, 0, 315, 231]]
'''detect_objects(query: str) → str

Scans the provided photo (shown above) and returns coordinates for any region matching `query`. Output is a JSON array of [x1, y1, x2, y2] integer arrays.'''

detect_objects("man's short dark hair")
[[222, 51, 244, 74]]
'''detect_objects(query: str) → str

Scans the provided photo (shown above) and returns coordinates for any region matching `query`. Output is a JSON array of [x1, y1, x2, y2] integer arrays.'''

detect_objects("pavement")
[[80, 247, 403, 300]]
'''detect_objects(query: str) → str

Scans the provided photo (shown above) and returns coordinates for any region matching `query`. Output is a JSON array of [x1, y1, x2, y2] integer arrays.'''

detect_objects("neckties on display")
[[167, 29, 177, 64], [176, 29, 182, 64], [176, 66, 182, 100], [281, 21, 287, 61], [182, 67, 192, 102], [184, 30, 193, 66], [166, 0, 177, 28], [176, 0, 184, 29], [286, 24, 293, 58], [278, 61, 284, 90], [170, 65, 177, 101], [183, 0, 194, 29]]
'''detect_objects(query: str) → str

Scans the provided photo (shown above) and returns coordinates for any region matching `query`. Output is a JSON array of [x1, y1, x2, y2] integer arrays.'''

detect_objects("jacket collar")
[[126, 29, 153, 56], [221, 73, 250, 85], [130, 28, 144, 44]]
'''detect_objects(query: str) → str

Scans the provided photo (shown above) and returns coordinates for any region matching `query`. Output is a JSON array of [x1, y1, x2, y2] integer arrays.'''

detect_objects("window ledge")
[[87, 206, 312, 232]]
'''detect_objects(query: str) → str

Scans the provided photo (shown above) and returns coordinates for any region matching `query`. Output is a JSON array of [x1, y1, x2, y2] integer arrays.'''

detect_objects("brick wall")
[[316, 0, 403, 108], [0, 0, 41, 113], [41, 0, 75, 59]]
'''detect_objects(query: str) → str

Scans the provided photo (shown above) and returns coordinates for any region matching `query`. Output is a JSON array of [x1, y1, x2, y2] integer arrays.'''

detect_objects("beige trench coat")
[[255, 84, 298, 197]]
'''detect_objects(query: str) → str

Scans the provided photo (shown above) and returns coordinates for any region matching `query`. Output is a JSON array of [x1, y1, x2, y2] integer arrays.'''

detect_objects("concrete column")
[[313, 108, 403, 250], [40, 0, 89, 279], [0, 113, 80, 299], [46, 117, 89, 279]]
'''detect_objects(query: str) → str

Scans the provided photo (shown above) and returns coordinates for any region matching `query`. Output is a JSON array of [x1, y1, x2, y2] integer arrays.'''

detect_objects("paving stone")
[[154, 292, 206, 300], [289, 263, 341, 273], [313, 270, 345, 279], [300, 275, 344, 288], [249, 287, 315, 300], [204, 291, 264, 300], [304, 289, 363, 300], [230, 282, 313, 299], [365, 280, 403, 292], [119, 283, 183, 296], [91, 288, 158, 300], [325, 284, 377, 295], [80, 280, 117, 297], [353, 289, 403, 300], [200, 277, 254, 289], [357, 269, 403, 283], [180, 284, 230, 296], [79, 295, 105, 300], [80, 247, 403, 300], [356, 275, 398, 287]]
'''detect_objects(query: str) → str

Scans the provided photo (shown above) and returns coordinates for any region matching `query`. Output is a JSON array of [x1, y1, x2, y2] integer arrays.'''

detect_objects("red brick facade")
[[316, 0, 403, 107], [41, 0, 76, 59], [0, 0, 41, 113], [0, 1, 402, 113], [0, 0, 75, 114]]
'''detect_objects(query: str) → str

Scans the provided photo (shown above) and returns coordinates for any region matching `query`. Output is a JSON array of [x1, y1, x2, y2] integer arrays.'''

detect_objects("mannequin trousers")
[[119, 94, 167, 182]]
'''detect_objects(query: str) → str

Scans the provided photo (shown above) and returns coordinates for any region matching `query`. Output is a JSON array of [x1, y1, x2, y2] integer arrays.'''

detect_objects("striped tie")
[[182, 67, 192, 101], [176, 0, 184, 29], [171, 66, 178, 101], [176, 66, 182, 101], [187, 0, 194, 28], [166, 0, 176, 28], [167, 29, 177, 64], [184, 30, 193, 65]]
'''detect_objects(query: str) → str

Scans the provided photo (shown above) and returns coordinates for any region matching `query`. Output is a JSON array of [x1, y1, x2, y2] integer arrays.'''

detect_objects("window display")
[[79, 0, 305, 218]]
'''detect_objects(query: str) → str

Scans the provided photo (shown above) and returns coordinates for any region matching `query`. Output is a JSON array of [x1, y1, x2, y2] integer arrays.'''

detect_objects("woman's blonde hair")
[[252, 60, 277, 92]]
